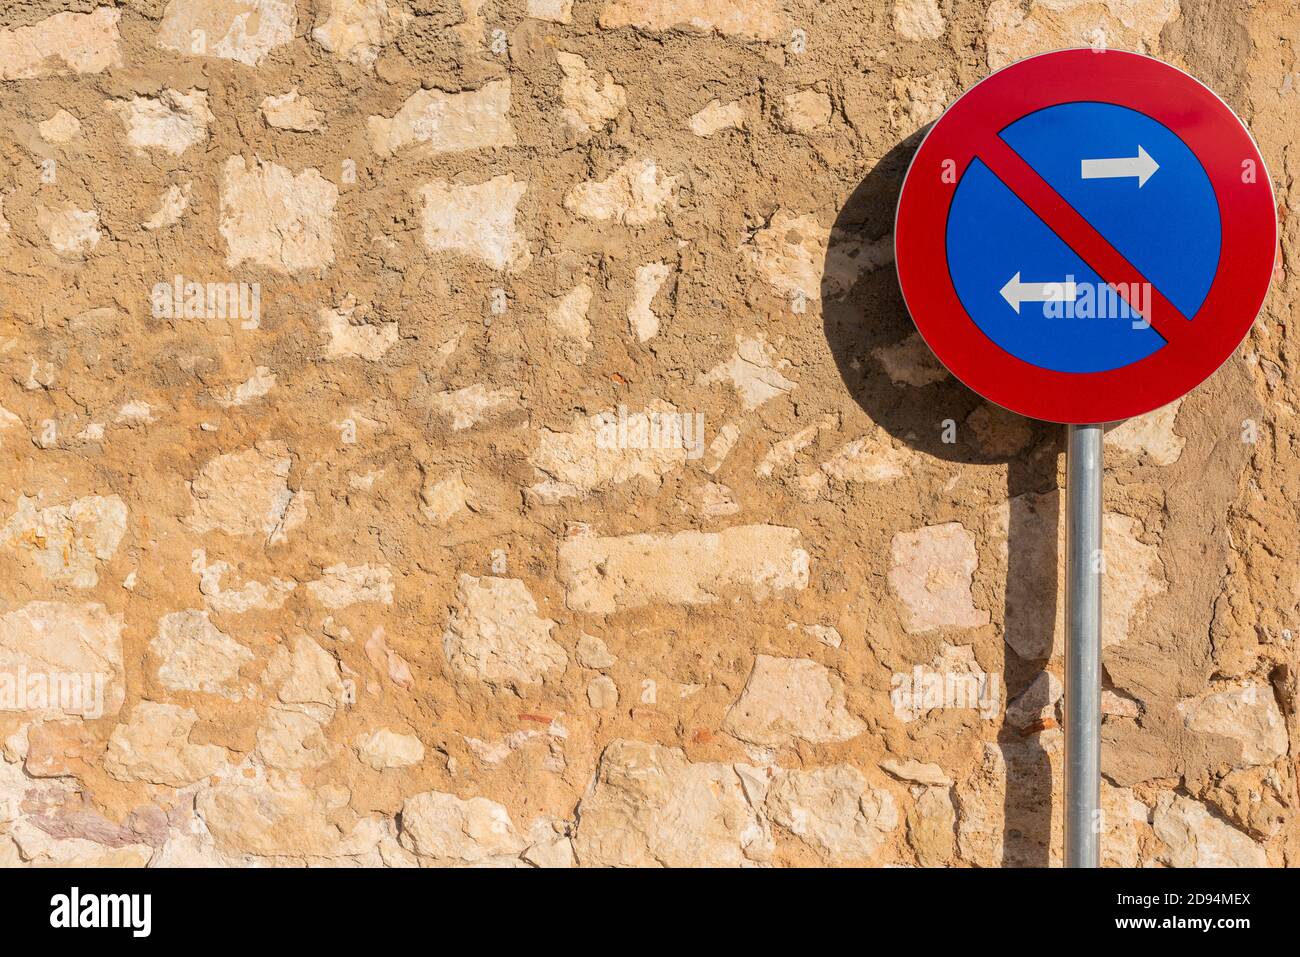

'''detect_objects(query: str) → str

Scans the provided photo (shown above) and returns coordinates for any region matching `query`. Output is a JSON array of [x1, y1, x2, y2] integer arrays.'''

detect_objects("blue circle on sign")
[[945, 102, 1222, 374]]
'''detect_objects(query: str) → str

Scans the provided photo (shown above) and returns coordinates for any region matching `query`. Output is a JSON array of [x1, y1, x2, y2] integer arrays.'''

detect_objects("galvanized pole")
[[1064, 423, 1103, 868]]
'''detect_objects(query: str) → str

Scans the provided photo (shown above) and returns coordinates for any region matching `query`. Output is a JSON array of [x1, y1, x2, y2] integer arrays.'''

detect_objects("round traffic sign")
[[894, 49, 1276, 424]]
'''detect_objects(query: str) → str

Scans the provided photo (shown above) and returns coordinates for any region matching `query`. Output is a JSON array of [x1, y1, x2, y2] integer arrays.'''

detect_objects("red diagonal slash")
[[976, 133, 1189, 343]]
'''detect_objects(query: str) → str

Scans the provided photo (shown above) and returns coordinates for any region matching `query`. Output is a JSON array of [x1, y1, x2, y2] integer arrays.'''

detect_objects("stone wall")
[[0, 0, 1294, 867]]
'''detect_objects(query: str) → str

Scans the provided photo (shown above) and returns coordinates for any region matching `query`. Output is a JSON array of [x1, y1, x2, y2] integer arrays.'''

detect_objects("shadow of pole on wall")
[[821, 128, 1061, 866]]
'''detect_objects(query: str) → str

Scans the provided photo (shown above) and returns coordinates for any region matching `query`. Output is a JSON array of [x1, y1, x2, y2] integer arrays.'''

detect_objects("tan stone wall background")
[[0, 0, 1294, 867]]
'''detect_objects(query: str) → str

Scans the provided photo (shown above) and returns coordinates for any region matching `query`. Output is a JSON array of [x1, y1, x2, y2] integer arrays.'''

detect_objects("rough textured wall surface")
[[0, 0, 1294, 868]]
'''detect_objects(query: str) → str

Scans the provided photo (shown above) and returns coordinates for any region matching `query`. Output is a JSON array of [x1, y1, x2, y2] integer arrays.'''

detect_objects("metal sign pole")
[[1064, 423, 1103, 868]]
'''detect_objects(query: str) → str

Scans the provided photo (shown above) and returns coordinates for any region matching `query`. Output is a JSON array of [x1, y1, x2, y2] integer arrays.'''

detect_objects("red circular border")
[[894, 49, 1276, 424]]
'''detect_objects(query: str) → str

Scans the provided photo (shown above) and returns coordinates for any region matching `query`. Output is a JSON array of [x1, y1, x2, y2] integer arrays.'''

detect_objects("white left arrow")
[[1000, 272, 1078, 313], [1081, 145, 1159, 187]]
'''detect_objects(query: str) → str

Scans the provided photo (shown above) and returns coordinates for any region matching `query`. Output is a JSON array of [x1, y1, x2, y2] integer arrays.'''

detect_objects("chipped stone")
[[724, 655, 864, 746], [442, 574, 567, 687], [313, 0, 411, 68], [699, 334, 795, 410], [2, 494, 126, 588], [689, 99, 744, 136], [767, 765, 897, 861], [574, 739, 769, 866], [151, 610, 254, 698], [260, 89, 326, 132], [557, 52, 625, 140], [107, 89, 213, 156]]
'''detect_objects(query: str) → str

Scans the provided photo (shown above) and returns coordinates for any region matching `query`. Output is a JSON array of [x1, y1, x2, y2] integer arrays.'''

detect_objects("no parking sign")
[[891, 49, 1277, 868], [895, 49, 1276, 424]]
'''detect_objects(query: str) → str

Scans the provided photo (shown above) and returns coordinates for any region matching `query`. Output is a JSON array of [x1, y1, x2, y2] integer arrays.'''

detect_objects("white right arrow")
[[1080, 145, 1159, 187], [1000, 272, 1078, 313]]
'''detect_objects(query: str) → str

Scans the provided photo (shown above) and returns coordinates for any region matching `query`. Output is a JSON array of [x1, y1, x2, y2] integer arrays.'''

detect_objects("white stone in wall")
[[220, 157, 337, 274], [186, 443, 309, 540], [557, 52, 625, 140], [574, 739, 771, 866], [151, 610, 254, 698], [689, 99, 744, 136], [0, 8, 122, 80], [1177, 684, 1288, 767], [766, 765, 898, 861], [414, 175, 532, 272], [143, 183, 192, 230], [1152, 793, 1268, 867], [0, 601, 125, 719], [1, 495, 126, 588], [893, 0, 945, 41], [39, 206, 101, 257], [107, 89, 213, 156], [39, 110, 82, 144], [699, 334, 796, 410], [627, 261, 671, 341], [558, 524, 809, 613], [399, 790, 526, 863], [598, 0, 784, 41], [443, 575, 567, 687], [313, 0, 411, 68], [369, 81, 514, 156], [260, 89, 326, 131], [565, 158, 676, 226], [104, 701, 230, 787], [158, 0, 297, 67], [889, 523, 990, 634], [724, 655, 865, 746]]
